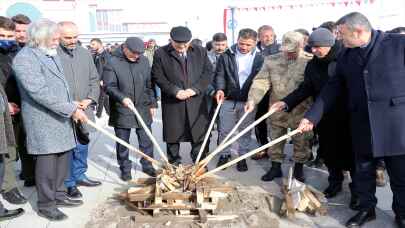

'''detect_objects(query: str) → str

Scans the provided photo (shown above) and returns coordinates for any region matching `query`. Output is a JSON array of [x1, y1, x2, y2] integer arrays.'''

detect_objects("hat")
[[281, 31, 304, 52], [308, 28, 335, 48], [124, 37, 145, 54], [170, 26, 192, 43]]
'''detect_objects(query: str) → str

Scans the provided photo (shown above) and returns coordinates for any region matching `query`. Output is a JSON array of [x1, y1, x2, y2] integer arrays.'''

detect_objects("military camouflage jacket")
[[248, 51, 313, 121]]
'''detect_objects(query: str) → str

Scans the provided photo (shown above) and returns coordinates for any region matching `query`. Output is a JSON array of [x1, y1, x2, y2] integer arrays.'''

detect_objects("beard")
[[40, 47, 58, 56]]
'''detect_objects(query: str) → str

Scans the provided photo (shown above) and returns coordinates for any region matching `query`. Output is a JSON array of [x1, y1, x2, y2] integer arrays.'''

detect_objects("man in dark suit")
[[151, 26, 212, 165], [298, 12, 405, 228]]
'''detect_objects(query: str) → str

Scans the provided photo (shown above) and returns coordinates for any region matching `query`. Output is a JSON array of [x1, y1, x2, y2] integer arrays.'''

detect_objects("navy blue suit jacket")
[[305, 30, 405, 158]]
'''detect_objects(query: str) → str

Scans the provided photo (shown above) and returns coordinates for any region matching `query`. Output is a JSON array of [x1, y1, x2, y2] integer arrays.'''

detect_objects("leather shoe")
[[236, 159, 248, 172], [345, 208, 376, 227], [121, 173, 132, 181], [67, 186, 82, 199], [56, 198, 83, 207], [38, 208, 67, 221], [2, 188, 27, 205], [77, 178, 102, 187], [24, 179, 36, 187], [396, 216, 405, 228], [261, 162, 282, 182], [142, 166, 156, 177], [216, 155, 231, 169], [0, 208, 24, 221], [251, 150, 269, 160], [349, 195, 361, 211], [323, 182, 342, 198]]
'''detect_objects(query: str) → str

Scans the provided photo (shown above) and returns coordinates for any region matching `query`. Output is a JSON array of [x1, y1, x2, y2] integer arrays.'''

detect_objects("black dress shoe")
[[24, 179, 36, 187], [323, 182, 342, 198], [0, 208, 24, 221], [261, 162, 282, 182], [120, 173, 132, 181], [2, 188, 27, 205], [77, 178, 102, 187], [216, 155, 231, 168], [396, 216, 405, 228], [349, 195, 361, 211], [293, 163, 305, 182], [236, 159, 248, 172], [345, 209, 376, 227], [67, 186, 82, 199], [251, 150, 269, 160], [38, 208, 67, 221], [56, 198, 83, 207], [142, 166, 156, 177]]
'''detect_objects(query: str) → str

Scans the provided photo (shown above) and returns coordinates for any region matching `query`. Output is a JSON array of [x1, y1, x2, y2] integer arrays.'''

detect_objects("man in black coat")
[[90, 38, 111, 117], [298, 12, 405, 228], [215, 28, 264, 171], [105, 37, 157, 180], [151, 26, 212, 165], [0, 16, 29, 205], [271, 28, 357, 206]]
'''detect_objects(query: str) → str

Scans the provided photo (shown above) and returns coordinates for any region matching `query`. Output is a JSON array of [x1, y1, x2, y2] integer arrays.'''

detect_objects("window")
[[96, 9, 123, 32]]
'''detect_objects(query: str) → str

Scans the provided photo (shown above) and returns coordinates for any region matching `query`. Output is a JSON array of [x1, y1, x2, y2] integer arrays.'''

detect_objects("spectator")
[[57, 21, 101, 199], [13, 19, 86, 221], [0, 16, 29, 204], [90, 38, 111, 118], [10, 14, 30, 48]]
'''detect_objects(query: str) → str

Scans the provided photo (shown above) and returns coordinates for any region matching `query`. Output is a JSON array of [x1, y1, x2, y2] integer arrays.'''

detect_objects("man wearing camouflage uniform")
[[245, 31, 313, 182]]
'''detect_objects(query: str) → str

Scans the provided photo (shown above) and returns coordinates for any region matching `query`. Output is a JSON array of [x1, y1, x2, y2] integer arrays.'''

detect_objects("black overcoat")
[[151, 44, 212, 143]]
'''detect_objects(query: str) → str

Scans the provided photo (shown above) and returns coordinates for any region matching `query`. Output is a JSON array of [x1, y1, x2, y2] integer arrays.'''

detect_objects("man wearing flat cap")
[[151, 26, 213, 165], [245, 31, 313, 182], [104, 37, 157, 180], [269, 28, 359, 209]]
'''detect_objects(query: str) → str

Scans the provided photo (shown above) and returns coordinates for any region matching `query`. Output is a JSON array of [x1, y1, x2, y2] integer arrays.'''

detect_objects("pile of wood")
[[119, 164, 235, 223], [281, 168, 327, 218]]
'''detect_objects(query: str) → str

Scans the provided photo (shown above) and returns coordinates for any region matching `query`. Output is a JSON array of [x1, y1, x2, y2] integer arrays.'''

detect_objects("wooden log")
[[218, 111, 249, 146], [153, 178, 162, 216], [86, 120, 161, 168], [195, 109, 276, 173], [196, 129, 300, 181], [198, 209, 208, 223], [128, 185, 155, 194], [129, 178, 156, 185], [285, 192, 295, 219], [195, 101, 223, 164], [303, 189, 322, 208], [161, 175, 176, 191], [127, 104, 170, 166]]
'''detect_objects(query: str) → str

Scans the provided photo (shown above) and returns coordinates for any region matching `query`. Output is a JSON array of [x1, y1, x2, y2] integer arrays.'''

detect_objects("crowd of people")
[[0, 11, 405, 228]]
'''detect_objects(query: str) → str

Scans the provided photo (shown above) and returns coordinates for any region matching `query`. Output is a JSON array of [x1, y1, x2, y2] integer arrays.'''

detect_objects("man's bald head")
[[58, 21, 79, 50]]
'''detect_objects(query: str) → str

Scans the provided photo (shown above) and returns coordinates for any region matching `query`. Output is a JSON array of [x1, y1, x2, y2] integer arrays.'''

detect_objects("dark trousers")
[[114, 127, 154, 175], [0, 155, 5, 214], [13, 117, 35, 182], [96, 88, 110, 118], [166, 140, 208, 164], [35, 151, 71, 211], [355, 154, 405, 217], [255, 92, 270, 146]]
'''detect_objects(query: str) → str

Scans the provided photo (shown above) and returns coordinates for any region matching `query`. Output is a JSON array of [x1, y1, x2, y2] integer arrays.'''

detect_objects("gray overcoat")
[[12, 47, 77, 155]]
